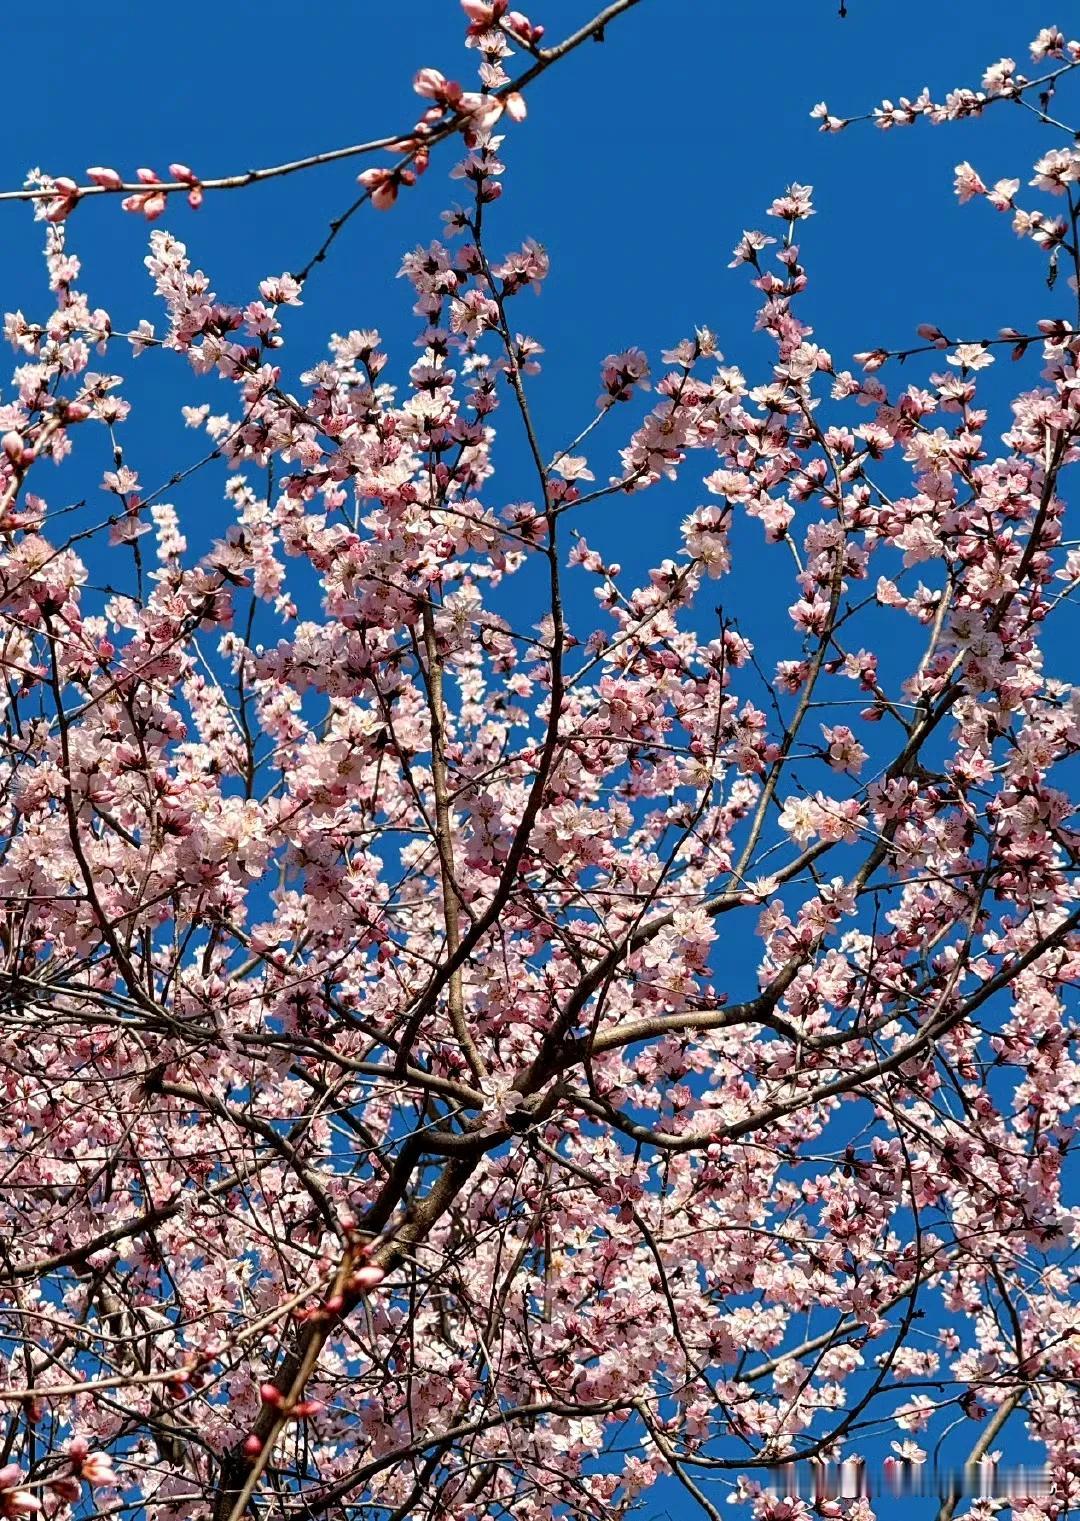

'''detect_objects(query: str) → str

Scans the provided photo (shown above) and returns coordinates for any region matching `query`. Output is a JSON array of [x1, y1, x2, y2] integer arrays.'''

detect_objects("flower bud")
[[414, 68, 448, 99], [350, 1264, 386, 1293]]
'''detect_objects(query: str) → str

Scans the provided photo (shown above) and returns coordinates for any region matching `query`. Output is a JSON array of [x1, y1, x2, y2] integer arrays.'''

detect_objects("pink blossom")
[[946, 341, 993, 369], [1030, 25, 1066, 59], [0, 1470, 38, 1517], [953, 160, 987, 203], [1030, 147, 1080, 194], [810, 101, 847, 132], [767, 182, 814, 220], [86, 165, 123, 189]]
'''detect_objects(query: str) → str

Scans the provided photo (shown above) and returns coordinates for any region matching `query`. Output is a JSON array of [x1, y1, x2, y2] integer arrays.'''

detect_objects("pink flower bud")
[[414, 68, 448, 98], [358, 168, 398, 211], [242, 1434, 263, 1457], [350, 1264, 386, 1293], [259, 1382, 284, 1407], [0, 1466, 39, 1515], [136, 167, 160, 184], [2, 432, 23, 463], [79, 1453, 115, 1488], [503, 92, 527, 122], [507, 9, 543, 42], [87, 166, 123, 190], [168, 163, 195, 182]]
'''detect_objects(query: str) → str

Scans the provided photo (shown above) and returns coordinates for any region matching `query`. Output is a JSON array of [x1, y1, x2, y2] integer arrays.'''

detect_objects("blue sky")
[[0, 0, 1073, 1514]]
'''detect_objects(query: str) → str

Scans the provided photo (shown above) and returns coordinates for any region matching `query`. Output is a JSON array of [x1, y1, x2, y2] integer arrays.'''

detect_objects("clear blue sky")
[[0, 1, 1069, 1514]]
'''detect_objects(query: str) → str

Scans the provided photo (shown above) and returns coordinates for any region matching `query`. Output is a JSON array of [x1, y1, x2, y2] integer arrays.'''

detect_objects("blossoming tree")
[[0, 5, 1078, 1518]]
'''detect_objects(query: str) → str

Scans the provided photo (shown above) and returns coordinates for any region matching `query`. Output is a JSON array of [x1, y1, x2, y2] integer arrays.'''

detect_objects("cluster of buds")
[[256, 1384, 324, 1422], [48, 1440, 116, 1504], [163, 1357, 215, 1400], [2, 432, 35, 471], [598, 347, 651, 406], [358, 151, 428, 211], [241, 1245, 387, 1455], [41, 176, 81, 223], [290, 1251, 385, 1325], [121, 164, 203, 219], [414, 67, 527, 133], [44, 164, 205, 222], [0, 1443, 115, 1514], [415, 67, 466, 115], [461, 0, 544, 47], [362, 0, 548, 212], [0, 1467, 36, 1517]]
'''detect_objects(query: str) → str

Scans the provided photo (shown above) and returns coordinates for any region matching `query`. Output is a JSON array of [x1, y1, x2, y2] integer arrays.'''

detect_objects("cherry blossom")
[[0, 11, 1075, 1521]]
